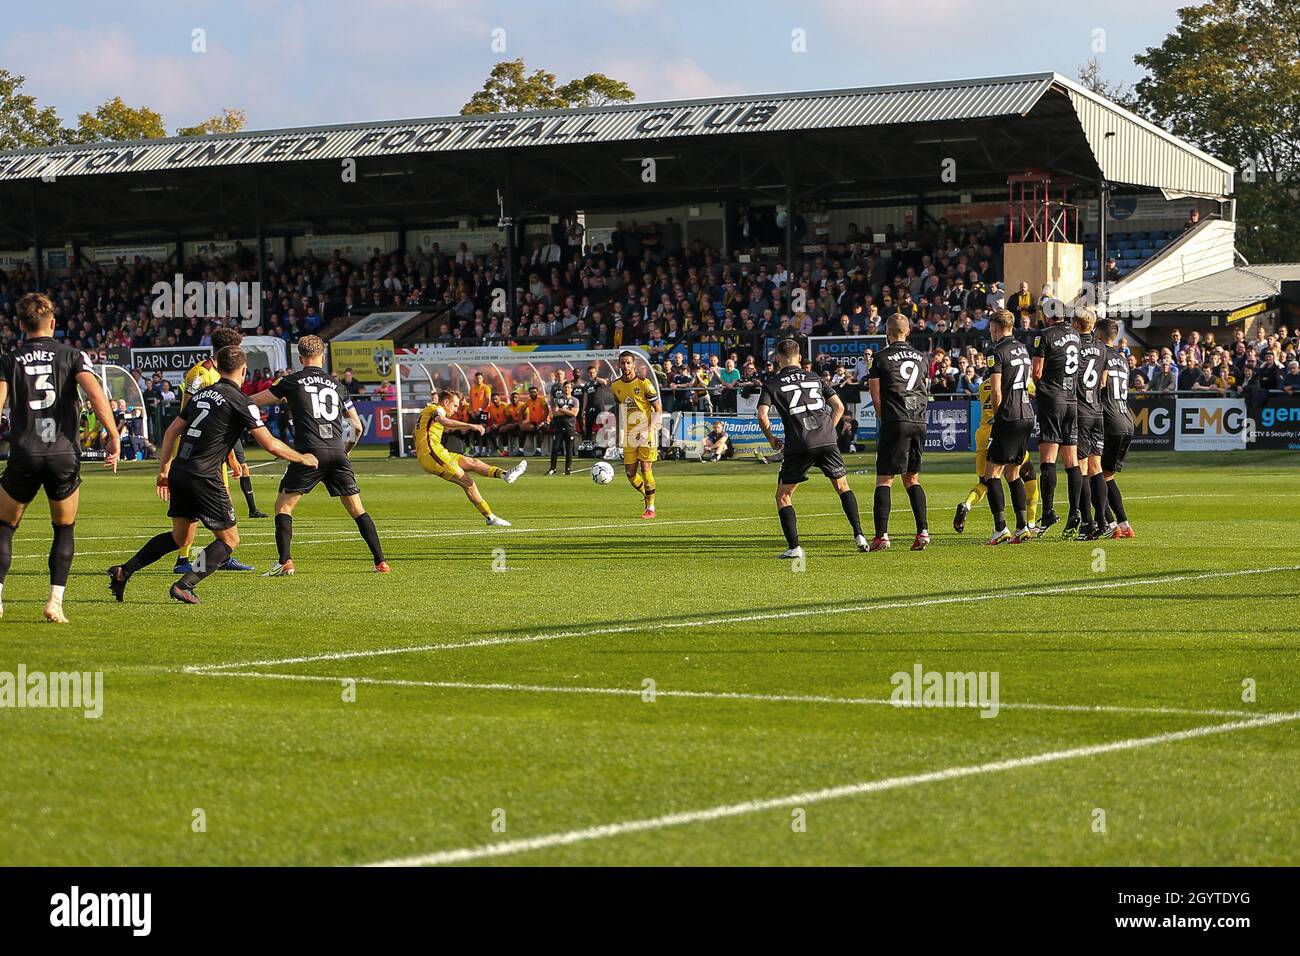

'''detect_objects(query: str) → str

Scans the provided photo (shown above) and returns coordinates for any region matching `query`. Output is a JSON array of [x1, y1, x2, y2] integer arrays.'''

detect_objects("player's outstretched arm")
[[757, 404, 782, 451], [76, 370, 121, 472], [251, 389, 283, 407], [250, 425, 318, 468], [155, 417, 187, 499]]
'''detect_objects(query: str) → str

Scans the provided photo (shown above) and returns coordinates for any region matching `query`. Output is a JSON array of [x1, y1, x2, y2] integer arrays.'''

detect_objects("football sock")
[[1091, 473, 1108, 526], [1024, 477, 1041, 524], [473, 498, 492, 518], [275, 513, 293, 564], [985, 477, 1007, 532], [178, 539, 233, 589], [239, 476, 257, 511], [642, 467, 656, 507], [838, 489, 863, 537], [872, 485, 891, 537], [487, 466, 504, 479], [125, 531, 180, 576], [631, 473, 645, 492], [906, 484, 927, 534], [1066, 465, 1082, 518], [354, 512, 384, 563], [1008, 478, 1028, 530], [49, 522, 75, 588], [1039, 462, 1057, 513], [963, 483, 987, 509], [1107, 479, 1128, 524], [1078, 472, 1092, 525], [778, 505, 799, 549], [49, 584, 65, 604], [0, 520, 15, 586]]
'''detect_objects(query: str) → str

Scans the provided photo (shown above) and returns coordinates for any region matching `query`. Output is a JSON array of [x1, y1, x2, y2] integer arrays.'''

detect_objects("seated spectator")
[[700, 421, 731, 461]]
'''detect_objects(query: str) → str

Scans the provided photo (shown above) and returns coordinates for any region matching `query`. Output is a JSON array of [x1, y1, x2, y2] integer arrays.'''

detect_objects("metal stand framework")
[[1008, 170, 1079, 244]]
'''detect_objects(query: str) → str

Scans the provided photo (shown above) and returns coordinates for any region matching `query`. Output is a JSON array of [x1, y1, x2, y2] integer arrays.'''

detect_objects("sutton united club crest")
[[372, 347, 393, 377]]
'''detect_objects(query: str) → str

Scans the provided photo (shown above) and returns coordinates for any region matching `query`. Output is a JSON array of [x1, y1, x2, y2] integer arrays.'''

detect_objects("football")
[[590, 460, 615, 484]]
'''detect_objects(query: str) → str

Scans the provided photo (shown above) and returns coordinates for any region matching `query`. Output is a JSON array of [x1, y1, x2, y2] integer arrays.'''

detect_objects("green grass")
[[0, 448, 1296, 866]]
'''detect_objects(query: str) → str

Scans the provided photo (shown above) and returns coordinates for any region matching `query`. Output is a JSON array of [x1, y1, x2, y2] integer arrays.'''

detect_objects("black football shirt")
[[268, 368, 355, 454], [758, 366, 837, 452], [1032, 322, 1082, 401], [1076, 332, 1105, 417], [987, 337, 1034, 423], [173, 379, 265, 475], [0, 336, 90, 457], [869, 341, 929, 424], [1102, 345, 1133, 431]]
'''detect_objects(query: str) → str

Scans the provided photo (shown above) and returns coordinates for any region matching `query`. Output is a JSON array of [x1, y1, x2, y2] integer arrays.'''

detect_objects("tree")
[[0, 68, 71, 149], [461, 59, 634, 115], [176, 108, 247, 137], [1075, 58, 1137, 111], [1132, 0, 1300, 262], [73, 96, 167, 143]]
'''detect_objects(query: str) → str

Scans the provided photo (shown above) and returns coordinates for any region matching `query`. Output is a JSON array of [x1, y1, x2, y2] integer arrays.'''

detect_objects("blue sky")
[[3, 1, 1183, 133]]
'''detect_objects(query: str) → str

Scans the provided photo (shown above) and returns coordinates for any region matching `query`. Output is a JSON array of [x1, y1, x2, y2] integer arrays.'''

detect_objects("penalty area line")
[[361, 708, 1300, 866], [187, 563, 1300, 673], [187, 670, 1267, 719]]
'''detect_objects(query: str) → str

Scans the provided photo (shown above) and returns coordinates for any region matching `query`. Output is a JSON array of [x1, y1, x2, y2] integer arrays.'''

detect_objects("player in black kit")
[[867, 314, 930, 551], [757, 337, 866, 559], [251, 335, 388, 576], [0, 293, 120, 623], [1096, 318, 1136, 539], [1072, 309, 1108, 539], [1031, 304, 1083, 534], [547, 379, 580, 475], [108, 346, 318, 605], [982, 310, 1037, 545]]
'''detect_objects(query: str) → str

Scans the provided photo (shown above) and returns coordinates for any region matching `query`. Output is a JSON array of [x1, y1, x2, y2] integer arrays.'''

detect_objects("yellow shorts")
[[623, 445, 658, 465], [418, 446, 463, 479]]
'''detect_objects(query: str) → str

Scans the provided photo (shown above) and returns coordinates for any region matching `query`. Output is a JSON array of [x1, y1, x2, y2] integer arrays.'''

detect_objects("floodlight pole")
[[1097, 177, 1109, 316], [499, 172, 515, 327]]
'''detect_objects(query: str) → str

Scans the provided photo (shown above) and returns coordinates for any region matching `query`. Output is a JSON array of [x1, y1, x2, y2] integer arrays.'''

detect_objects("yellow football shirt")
[[415, 403, 449, 455], [611, 375, 658, 447], [181, 360, 220, 410]]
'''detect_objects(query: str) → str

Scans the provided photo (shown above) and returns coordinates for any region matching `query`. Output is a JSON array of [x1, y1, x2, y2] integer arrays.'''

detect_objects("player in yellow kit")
[[953, 374, 1041, 534], [172, 328, 258, 572], [610, 350, 662, 519], [416, 389, 527, 526]]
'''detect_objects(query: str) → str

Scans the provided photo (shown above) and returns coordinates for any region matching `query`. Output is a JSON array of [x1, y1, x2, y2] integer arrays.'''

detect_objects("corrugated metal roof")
[[1055, 75, 1234, 199], [0, 71, 1232, 200], [1147, 265, 1300, 312]]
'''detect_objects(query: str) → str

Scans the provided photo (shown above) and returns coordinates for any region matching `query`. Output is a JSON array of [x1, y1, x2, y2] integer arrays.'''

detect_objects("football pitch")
[[1, 449, 1296, 866]]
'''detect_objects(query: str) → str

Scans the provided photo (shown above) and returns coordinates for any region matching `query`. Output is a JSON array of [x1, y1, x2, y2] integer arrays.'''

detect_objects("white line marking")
[[189, 563, 1300, 673], [189, 670, 1266, 719], [363, 708, 1300, 866], [14, 511, 837, 558]]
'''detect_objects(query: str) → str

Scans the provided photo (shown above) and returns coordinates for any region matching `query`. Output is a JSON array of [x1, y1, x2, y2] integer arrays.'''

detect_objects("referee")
[[548, 379, 579, 475]]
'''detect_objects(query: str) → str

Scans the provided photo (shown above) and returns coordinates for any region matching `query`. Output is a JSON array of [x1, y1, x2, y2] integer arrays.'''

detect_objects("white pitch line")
[[11, 511, 837, 559], [189, 563, 1300, 673], [363, 708, 1300, 866], [189, 670, 1265, 719]]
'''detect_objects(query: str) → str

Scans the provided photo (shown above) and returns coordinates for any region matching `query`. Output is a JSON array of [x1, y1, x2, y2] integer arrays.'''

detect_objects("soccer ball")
[[591, 461, 615, 484]]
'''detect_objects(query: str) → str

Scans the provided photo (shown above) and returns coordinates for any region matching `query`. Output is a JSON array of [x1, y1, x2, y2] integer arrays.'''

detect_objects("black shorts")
[[280, 449, 360, 498], [168, 469, 237, 531], [1101, 428, 1133, 473], [779, 445, 847, 485], [1036, 393, 1077, 445], [1077, 413, 1105, 458], [232, 439, 247, 466], [0, 451, 81, 504], [987, 419, 1034, 466], [876, 420, 925, 476]]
